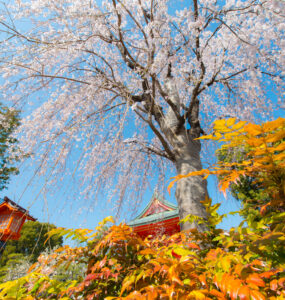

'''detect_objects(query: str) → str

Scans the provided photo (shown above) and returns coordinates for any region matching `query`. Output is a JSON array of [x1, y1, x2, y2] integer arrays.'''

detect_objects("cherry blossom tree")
[[0, 0, 284, 230]]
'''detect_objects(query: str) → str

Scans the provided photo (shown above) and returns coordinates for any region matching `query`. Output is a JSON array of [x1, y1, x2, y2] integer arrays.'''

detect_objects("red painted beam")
[[132, 217, 180, 238]]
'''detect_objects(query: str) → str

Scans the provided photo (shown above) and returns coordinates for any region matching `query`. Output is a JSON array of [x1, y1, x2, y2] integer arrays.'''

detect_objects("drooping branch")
[[123, 139, 169, 159]]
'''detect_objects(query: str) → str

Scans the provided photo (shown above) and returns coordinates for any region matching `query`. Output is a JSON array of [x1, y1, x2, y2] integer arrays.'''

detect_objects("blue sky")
[[1, 154, 243, 233]]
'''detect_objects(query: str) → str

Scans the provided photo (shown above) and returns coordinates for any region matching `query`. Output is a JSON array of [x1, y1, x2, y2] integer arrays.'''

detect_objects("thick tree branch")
[[134, 109, 175, 161]]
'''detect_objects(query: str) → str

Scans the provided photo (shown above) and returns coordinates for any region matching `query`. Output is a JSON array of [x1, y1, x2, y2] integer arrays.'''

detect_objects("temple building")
[[128, 193, 180, 238], [0, 196, 36, 241]]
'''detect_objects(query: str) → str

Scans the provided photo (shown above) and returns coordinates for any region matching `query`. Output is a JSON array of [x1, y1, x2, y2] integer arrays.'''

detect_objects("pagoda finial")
[[153, 187, 160, 199]]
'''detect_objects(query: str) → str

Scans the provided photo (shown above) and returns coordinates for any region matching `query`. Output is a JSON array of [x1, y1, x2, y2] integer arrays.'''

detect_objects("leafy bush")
[[0, 118, 284, 299], [0, 254, 32, 283], [0, 221, 64, 283]]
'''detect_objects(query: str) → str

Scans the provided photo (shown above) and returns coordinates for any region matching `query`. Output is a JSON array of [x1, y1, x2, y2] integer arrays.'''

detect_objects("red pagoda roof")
[[0, 197, 36, 241], [128, 193, 180, 238], [0, 197, 36, 221]]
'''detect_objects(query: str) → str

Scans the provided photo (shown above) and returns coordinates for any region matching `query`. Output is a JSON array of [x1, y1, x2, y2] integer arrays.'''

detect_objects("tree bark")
[[173, 134, 208, 231], [162, 77, 208, 231]]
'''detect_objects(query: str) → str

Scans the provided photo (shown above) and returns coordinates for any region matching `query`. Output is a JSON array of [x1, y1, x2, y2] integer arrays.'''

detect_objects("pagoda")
[[0, 196, 36, 242], [128, 193, 180, 238]]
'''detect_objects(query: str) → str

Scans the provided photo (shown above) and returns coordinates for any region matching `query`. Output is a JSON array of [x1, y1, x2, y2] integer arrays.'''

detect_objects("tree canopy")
[[0, 0, 284, 227], [0, 221, 63, 277], [0, 104, 21, 191]]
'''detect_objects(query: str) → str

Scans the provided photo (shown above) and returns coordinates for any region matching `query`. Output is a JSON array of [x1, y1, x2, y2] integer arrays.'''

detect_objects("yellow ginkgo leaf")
[[244, 123, 263, 136], [232, 120, 247, 131], [246, 138, 264, 147], [273, 153, 285, 162], [274, 143, 285, 152], [224, 131, 242, 140], [198, 134, 214, 140], [226, 117, 236, 127], [102, 216, 115, 224], [213, 119, 226, 130], [262, 117, 285, 132], [266, 131, 285, 143], [213, 132, 223, 140], [188, 290, 206, 299]]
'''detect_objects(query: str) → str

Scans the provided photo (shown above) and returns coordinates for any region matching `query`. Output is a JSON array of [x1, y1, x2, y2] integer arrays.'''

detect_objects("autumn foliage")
[[169, 117, 285, 209], [0, 118, 284, 300]]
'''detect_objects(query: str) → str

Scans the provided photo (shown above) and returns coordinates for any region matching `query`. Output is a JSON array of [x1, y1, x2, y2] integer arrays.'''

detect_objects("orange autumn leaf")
[[246, 274, 265, 287], [259, 270, 277, 279], [138, 248, 156, 255], [262, 117, 285, 131], [234, 264, 243, 276], [188, 242, 201, 250], [250, 289, 266, 300], [250, 259, 265, 267], [229, 279, 243, 299], [270, 279, 278, 291], [278, 278, 285, 288], [209, 289, 226, 299], [198, 274, 207, 286], [237, 285, 250, 300], [244, 123, 263, 136], [260, 202, 271, 216], [217, 273, 231, 294]]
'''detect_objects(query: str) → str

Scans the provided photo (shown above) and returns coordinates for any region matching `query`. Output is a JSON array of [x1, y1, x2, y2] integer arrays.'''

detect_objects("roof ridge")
[[0, 196, 37, 221], [131, 192, 178, 221], [128, 209, 179, 227]]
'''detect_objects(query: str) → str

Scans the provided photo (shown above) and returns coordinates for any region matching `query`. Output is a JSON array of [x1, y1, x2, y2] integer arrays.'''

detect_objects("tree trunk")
[[163, 76, 208, 231], [174, 135, 208, 231]]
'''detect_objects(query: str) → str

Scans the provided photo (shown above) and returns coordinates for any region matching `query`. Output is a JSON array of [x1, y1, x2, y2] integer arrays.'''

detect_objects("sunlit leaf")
[[246, 274, 265, 287], [244, 123, 263, 136], [188, 290, 206, 299], [250, 289, 266, 300], [138, 248, 156, 255], [237, 285, 250, 300]]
